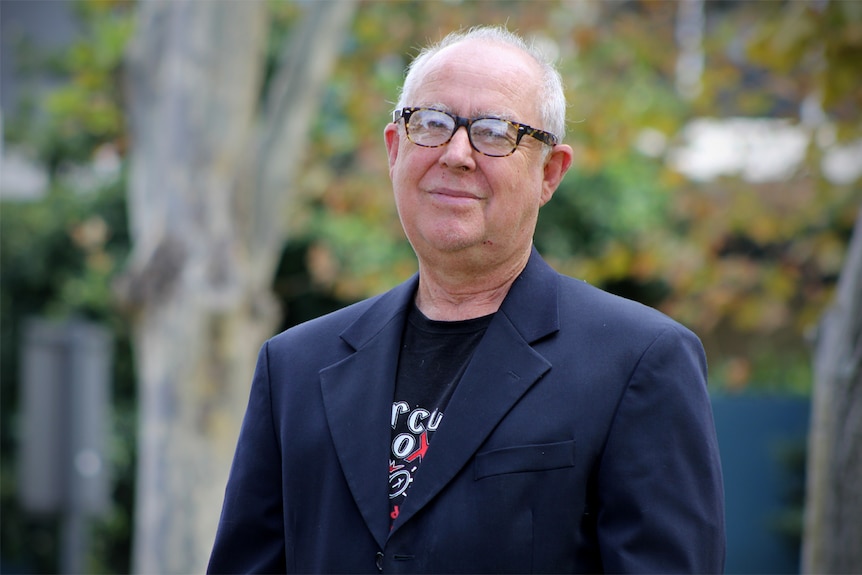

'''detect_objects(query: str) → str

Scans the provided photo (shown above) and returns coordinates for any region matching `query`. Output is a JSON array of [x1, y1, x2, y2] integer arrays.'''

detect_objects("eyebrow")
[[417, 104, 519, 122]]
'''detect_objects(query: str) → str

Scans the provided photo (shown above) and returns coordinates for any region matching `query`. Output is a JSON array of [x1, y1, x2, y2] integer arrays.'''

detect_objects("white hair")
[[395, 26, 567, 142]]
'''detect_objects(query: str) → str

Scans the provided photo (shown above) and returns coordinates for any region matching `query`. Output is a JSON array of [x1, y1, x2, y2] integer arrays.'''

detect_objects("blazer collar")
[[339, 274, 419, 351], [498, 245, 561, 344], [321, 248, 561, 546], [390, 247, 561, 532], [319, 274, 418, 549]]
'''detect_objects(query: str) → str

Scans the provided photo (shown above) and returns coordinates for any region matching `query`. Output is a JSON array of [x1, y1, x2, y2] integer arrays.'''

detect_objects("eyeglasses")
[[393, 107, 559, 158]]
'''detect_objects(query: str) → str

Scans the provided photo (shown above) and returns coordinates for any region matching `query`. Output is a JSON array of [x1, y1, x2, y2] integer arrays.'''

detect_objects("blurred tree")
[[696, 1, 862, 567], [804, 208, 862, 573], [741, 2, 862, 572], [114, 1, 356, 572]]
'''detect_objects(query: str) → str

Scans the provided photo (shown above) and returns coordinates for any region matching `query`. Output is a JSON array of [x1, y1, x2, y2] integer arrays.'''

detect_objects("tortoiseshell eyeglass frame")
[[393, 107, 559, 158]]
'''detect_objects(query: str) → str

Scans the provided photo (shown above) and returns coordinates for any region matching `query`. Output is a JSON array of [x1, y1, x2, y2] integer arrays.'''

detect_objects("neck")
[[414, 246, 531, 321]]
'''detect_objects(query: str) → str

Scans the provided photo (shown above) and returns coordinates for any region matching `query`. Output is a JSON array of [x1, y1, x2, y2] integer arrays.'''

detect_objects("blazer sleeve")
[[208, 341, 287, 574], [596, 324, 726, 573]]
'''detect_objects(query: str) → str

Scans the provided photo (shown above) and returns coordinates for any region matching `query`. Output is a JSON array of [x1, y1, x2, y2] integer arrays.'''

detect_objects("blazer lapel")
[[320, 276, 418, 549], [390, 248, 561, 534]]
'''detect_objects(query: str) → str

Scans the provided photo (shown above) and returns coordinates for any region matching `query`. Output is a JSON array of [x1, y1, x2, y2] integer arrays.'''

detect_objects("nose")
[[439, 126, 476, 171]]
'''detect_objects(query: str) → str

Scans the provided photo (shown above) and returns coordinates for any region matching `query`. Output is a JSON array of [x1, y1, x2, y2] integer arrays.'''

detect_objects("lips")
[[428, 188, 483, 201]]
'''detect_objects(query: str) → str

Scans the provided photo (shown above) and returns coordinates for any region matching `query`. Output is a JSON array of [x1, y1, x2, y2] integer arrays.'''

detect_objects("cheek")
[[494, 165, 544, 214], [485, 190, 541, 239], [393, 146, 434, 187]]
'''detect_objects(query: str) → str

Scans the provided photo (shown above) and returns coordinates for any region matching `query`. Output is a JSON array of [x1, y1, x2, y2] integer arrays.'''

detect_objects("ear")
[[384, 123, 401, 175], [540, 144, 573, 206]]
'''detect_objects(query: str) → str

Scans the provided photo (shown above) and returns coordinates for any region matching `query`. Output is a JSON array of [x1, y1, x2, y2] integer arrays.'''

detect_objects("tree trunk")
[[118, 1, 356, 572], [802, 207, 862, 574]]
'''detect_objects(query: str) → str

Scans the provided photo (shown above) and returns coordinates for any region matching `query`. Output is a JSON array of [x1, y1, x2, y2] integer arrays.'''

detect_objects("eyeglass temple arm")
[[522, 125, 558, 146]]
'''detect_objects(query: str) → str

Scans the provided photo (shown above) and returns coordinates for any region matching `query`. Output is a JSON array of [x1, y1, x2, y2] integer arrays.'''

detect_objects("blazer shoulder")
[[557, 274, 700, 343]]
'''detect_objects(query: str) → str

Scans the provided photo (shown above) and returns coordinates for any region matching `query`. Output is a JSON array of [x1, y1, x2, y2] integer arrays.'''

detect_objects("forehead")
[[412, 40, 543, 119]]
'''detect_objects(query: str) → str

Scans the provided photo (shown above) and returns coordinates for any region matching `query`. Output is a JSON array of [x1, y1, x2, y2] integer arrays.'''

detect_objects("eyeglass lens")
[[406, 109, 519, 157]]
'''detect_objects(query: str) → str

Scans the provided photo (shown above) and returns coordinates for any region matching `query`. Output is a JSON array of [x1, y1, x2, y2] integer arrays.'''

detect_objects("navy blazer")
[[208, 249, 725, 574]]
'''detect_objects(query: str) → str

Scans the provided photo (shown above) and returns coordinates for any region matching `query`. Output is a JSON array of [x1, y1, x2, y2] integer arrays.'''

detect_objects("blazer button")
[[376, 551, 384, 572]]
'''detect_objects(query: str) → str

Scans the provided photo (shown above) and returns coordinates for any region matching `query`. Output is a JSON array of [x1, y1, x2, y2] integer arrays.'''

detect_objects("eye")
[[424, 119, 450, 130], [413, 111, 453, 133], [472, 119, 516, 143]]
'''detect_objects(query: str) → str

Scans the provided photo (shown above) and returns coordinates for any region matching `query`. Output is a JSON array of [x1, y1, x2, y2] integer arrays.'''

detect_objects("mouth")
[[428, 188, 483, 202]]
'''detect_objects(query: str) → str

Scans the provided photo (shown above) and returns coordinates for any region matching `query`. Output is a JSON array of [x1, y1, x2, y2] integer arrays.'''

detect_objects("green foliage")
[[536, 154, 672, 260], [6, 0, 133, 172], [0, 181, 136, 574], [746, 0, 862, 136], [1, 1, 135, 572]]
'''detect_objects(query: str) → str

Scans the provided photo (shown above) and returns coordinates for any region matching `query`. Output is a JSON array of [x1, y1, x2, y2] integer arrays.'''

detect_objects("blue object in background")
[[712, 395, 810, 574]]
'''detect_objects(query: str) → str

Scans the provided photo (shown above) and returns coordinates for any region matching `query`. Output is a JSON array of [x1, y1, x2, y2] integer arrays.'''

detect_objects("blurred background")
[[1, 0, 859, 573]]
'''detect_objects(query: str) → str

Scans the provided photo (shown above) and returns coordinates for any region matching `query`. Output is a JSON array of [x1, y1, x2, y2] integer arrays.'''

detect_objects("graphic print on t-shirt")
[[388, 303, 494, 525], [389, 401, 444, 517]]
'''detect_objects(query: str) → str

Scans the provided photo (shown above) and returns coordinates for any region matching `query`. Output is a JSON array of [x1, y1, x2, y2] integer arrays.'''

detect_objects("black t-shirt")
[[389, 302, 494, 525]]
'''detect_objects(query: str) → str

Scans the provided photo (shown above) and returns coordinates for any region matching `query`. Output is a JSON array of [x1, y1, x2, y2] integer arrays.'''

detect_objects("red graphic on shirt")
[[405, 431, 430, 463], [389, 403, 443, 506]]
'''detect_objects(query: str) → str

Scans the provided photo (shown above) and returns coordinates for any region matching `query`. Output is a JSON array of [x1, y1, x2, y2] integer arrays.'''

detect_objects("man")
[[208, 26, 725, 574]]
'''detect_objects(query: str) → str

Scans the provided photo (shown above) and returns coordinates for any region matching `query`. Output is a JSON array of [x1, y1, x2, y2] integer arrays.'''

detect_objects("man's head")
[[397, 27, 568, 146], [384, 26, 573, 277]]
